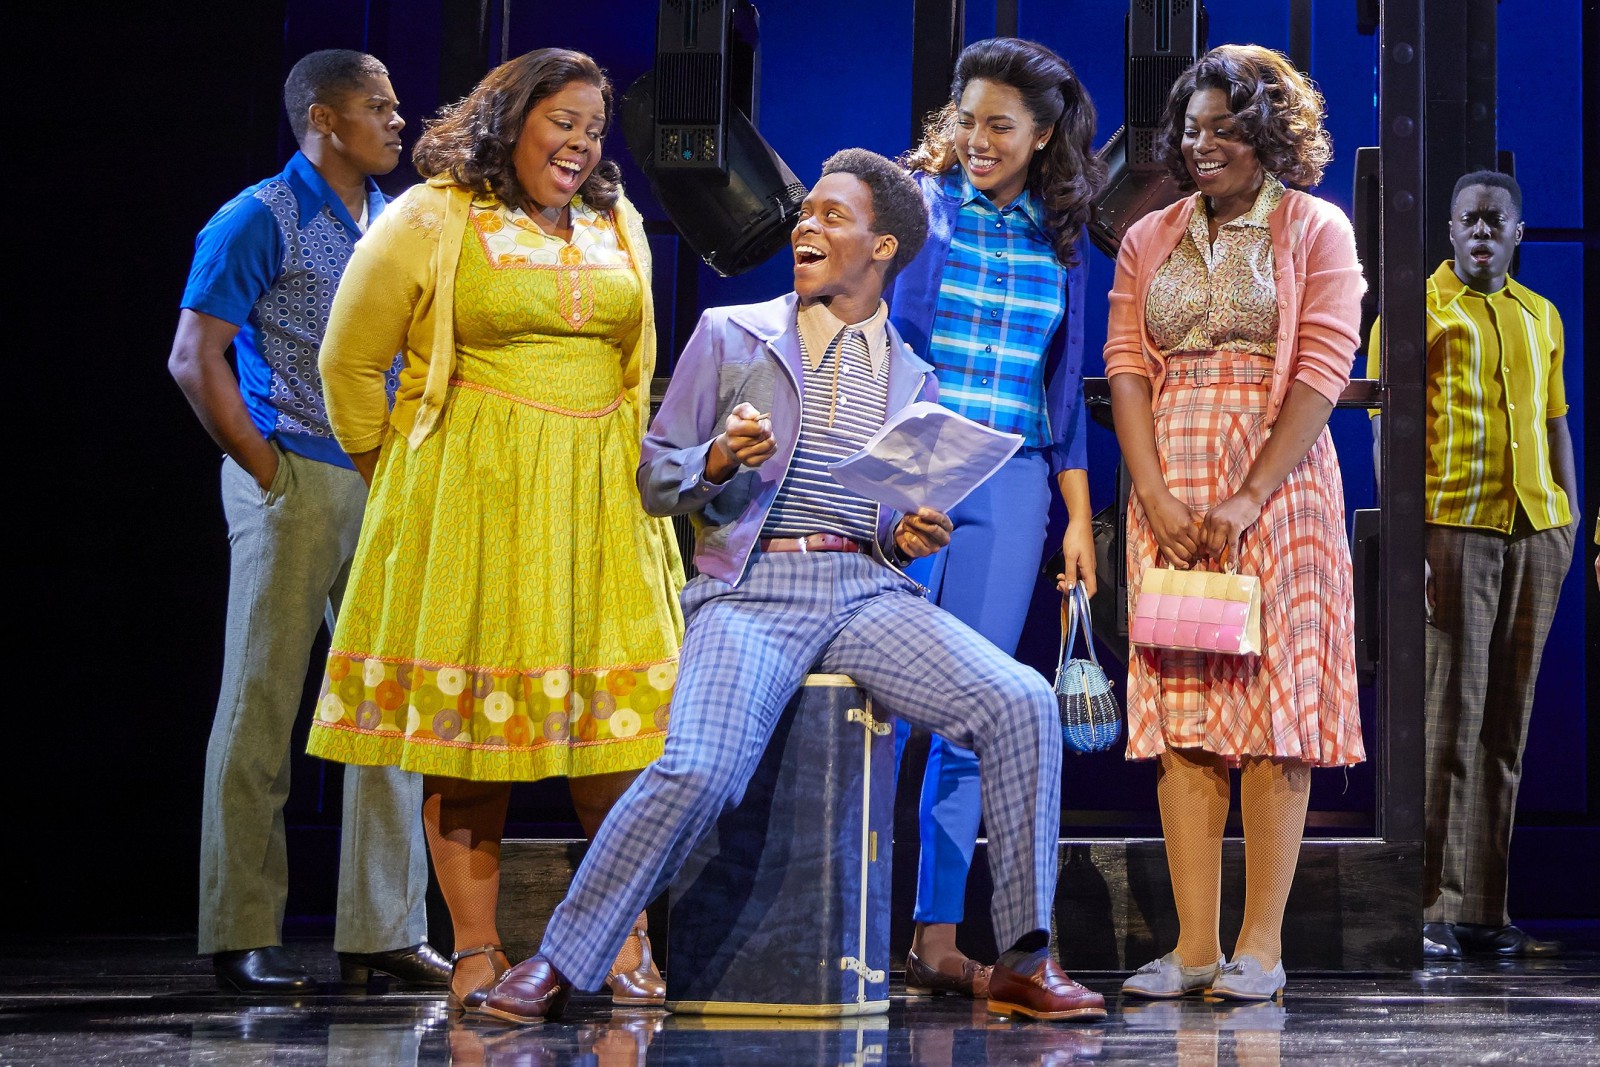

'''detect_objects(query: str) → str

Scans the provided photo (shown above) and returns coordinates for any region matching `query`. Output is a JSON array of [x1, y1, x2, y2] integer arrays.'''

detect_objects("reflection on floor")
[[2, 923, 1596, 1065]]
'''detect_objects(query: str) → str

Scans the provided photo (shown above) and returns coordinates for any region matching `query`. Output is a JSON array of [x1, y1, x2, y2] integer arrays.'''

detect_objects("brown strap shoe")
[[481, 956, 572, 1025], [987, 957, 1106, 1022], [607, 926, 666, 1006], [446, 944, 509, 1015], [904, 948, 993, 999]]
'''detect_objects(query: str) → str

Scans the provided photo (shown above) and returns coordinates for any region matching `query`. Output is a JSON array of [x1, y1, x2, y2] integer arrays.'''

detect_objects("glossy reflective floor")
[[3, 925, 1597, 1065]]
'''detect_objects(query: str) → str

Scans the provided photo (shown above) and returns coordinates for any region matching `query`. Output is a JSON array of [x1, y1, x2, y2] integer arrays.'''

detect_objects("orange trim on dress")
[[329, 648, 677, 677], [309, 718, 664, 752], [448, 378, 626, 419]]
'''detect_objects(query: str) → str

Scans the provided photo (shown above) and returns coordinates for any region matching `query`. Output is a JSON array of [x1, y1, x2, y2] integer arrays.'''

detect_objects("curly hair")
[[819, 149, 930, 278], [412, 48, 621, 212], [903, 37, 1105, 267], [1156, 44, 1332, 191], [283, 50, 389, 143]]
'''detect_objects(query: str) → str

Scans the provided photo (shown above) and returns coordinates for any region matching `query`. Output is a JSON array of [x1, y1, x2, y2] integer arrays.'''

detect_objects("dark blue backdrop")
[[18, 0, 1585, 938], [276, 0, 1592, 912]]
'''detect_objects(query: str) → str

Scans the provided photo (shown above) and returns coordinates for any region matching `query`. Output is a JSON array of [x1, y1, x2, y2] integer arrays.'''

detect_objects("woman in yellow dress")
[[306, 48, 684, 1013]]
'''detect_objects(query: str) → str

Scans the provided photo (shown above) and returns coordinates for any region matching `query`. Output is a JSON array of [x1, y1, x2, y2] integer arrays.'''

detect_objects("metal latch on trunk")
[[839, 956, 886, 983], [847, 707, 890, 736]]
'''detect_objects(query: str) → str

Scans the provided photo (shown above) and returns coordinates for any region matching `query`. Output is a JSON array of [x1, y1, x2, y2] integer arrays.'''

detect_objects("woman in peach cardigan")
[[1105, 45, 1365, 1001]]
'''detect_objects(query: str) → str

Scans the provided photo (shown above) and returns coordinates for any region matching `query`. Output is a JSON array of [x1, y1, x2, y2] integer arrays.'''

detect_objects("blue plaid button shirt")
[[924, 171, 1066, 446]]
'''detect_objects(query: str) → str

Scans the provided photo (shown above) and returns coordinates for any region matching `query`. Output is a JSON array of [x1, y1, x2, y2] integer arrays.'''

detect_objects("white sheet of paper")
[[827, 401, 1024, 515]]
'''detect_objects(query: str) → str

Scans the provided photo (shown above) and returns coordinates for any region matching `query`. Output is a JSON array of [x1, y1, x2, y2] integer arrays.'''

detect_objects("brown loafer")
[[987, 958, 1106, 1022], [481, 955, 572, 1025], [904, 948, 992, 999], [607, 926, 666, 1006]]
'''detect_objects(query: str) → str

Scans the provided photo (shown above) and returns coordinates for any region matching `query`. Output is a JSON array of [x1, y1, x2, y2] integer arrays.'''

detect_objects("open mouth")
[[794, 243, 828, 266], [1193, 159, 1226, 178], [967, 154, 999, 176], [551, 157, 584, 187], [1469, 244, 1494, 262]]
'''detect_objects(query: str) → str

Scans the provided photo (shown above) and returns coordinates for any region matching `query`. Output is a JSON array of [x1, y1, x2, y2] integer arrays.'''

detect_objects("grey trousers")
[[199, 446, 429, 955], [1422, 518, 1575, 926]]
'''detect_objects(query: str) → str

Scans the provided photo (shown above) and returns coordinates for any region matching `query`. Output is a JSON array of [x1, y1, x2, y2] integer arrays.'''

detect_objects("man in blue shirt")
[[168, 49, 442, 994]]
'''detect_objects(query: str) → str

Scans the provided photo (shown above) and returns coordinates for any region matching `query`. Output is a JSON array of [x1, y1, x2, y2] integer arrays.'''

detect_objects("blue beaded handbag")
[[1054, 581, 1121, 754]]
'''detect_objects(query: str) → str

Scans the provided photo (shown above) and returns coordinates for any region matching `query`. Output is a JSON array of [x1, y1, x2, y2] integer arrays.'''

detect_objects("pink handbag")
[[1129, 564, 1262, 655]]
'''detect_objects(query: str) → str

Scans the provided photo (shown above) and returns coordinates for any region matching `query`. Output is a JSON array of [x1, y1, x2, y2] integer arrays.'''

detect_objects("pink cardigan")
[[1103, 188, 1364, 424]]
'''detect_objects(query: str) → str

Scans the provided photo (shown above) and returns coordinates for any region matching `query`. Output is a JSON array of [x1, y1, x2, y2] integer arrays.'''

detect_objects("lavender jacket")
[[638, 292, 938, 586]]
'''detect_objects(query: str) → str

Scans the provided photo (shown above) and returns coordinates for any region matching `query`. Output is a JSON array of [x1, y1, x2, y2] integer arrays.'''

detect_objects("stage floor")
[[2, 924, 1597, 1065]]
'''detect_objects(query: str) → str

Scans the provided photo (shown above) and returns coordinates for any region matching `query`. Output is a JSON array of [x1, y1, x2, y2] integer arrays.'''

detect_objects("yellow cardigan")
[[318, 178, 657, 453]]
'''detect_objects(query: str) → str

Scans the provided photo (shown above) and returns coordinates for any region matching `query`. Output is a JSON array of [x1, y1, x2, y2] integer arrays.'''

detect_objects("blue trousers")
[[898, 451, 1053, 924], [538, 550, 1062, 990]]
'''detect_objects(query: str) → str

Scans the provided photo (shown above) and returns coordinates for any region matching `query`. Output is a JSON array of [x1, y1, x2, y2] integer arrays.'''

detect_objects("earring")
[[1036, 142, 1047, 150]]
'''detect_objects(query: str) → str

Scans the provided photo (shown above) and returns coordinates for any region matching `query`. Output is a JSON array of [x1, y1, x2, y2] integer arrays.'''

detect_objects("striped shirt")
[[761, 303, 889, 542], [925, 171, 1064, 445], [1367, 261, 1571, 532]]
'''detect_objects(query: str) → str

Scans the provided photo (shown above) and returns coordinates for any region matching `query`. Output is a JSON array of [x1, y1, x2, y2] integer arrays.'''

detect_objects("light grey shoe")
[[1120, 952, 1225, 999], [1209, 955, 1286, 1001], [1121, 999, 1213, 1031], [1213, 1001, 1288, 1030]]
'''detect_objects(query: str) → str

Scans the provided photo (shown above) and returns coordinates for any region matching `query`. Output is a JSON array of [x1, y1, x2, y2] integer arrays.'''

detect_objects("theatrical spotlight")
[[1087, 0, 1209, 256], [621, 0, 805, 277]]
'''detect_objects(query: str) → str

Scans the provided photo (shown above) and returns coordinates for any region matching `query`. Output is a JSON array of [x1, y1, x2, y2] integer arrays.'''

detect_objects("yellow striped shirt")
[[1367, 261, 1571, 533]]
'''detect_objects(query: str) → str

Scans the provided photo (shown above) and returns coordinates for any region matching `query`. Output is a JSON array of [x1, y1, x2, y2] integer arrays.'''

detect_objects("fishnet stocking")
[[1234, 1026, 1284, 1067], [422, 775, 512, 1000], [1157, 747, 1230, 968], [568, 769, 652, 978], [1176, 1027, 1219, 1067], [1235, 756, 1311, 970]]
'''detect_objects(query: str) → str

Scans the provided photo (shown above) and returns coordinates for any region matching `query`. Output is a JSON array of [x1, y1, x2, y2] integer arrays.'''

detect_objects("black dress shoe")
[[339, 942, 451, 988], [1422, 922, 1462, 960], [1454, 923, 1562, 958], [214, 946, 316, 994]]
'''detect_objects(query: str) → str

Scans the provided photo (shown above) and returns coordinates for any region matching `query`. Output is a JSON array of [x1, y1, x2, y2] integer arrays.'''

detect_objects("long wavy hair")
[[1156, 44, 1331, 191], [904, 37, 1105, 266], [412, 48, 621, 211]]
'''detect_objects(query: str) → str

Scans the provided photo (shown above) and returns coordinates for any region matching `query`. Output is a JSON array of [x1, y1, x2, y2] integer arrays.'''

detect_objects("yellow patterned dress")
[[307, 197, 685, 780]]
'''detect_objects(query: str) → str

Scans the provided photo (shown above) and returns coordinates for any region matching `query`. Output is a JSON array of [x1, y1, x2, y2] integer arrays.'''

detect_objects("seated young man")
[[483, 149, 1104, 1024]]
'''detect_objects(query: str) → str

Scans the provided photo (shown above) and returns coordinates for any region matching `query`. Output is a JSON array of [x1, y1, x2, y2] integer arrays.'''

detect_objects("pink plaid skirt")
[[1123, 354, 1365, 767]]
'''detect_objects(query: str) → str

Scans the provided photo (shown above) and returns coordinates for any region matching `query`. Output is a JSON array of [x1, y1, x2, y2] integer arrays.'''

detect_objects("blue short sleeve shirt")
[[181, 151, 388, 468]]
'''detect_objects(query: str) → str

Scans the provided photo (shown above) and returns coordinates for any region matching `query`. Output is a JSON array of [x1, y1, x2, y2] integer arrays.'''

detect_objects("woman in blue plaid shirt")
[[887, 36, 1105, 998]]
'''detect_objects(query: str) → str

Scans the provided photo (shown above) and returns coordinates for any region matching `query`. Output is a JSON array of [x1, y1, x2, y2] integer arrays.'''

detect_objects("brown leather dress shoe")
[[987, 958, 1106, 1022], [606, 926, 666, 1006], [904, 948, 992, 999], [481, 955, 572, 1025]]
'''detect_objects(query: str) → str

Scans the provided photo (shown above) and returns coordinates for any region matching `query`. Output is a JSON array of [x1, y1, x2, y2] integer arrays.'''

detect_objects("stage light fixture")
[[621, 0, 804, 277], [1087, 0, 1208, 257]]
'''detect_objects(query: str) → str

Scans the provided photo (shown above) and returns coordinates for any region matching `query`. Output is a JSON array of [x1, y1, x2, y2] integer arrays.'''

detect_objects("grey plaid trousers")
[[538, 550, 1063, 990], [1423, 519, 1575, 925]]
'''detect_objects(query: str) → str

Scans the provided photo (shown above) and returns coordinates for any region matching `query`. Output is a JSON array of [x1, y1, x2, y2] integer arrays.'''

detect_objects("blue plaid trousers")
[[538, 550, 1062, 990]]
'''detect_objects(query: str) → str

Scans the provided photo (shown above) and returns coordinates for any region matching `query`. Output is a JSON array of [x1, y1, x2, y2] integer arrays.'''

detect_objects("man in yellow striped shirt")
[[1369, 170, 1578, 961]]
